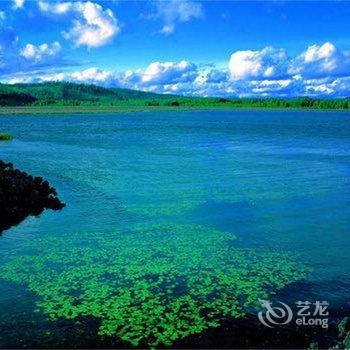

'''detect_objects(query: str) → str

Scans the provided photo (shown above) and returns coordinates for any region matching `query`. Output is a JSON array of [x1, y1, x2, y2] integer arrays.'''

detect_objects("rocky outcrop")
[[0, 160, 65, 233]]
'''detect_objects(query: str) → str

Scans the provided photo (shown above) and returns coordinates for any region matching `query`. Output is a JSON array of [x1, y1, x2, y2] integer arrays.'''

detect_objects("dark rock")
[[0, 160, 65, 233]]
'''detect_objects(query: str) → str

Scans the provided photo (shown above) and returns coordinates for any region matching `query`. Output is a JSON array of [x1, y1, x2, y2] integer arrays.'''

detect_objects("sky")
[[0, 0, 350, 97]]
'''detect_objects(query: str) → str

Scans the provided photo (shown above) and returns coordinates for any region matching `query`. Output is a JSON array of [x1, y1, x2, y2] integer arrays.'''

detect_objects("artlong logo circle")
[[258, 299, 293, 328]]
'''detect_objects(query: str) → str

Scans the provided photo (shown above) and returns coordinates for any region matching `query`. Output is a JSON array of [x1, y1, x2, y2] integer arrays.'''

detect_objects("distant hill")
[[0, 82, 168, 106]]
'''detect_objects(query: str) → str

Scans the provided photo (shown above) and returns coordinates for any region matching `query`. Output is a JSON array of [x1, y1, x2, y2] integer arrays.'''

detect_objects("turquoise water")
[[0, 110, 349, 348]]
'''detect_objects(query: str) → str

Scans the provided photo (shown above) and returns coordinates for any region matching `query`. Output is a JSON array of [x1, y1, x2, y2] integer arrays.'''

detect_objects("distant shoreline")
[[1, 82, 349, 115], [1, 105, 349, 115]]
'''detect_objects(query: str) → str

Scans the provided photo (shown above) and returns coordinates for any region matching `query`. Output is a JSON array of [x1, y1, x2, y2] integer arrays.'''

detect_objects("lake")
[[0, 110, 349, 348]]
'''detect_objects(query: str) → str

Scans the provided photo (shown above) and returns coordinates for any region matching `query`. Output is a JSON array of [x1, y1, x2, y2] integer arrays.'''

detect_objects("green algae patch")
[[0, 224, 307, 347], [0, 132, 12, 141]]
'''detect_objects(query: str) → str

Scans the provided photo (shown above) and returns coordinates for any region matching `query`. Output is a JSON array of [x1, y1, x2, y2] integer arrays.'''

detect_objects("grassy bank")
[[1, 103, 349, 115], [0, 105, 172, 115]]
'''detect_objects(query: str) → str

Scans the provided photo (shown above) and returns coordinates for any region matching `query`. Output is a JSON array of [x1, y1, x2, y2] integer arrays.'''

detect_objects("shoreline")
[[1, 105, 350, 115]]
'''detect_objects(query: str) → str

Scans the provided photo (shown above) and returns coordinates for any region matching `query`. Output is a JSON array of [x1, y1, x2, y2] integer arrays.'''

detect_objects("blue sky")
[[0, 0, 350, 97]]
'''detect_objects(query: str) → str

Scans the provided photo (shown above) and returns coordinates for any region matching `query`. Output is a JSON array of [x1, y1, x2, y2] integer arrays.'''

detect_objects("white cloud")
[[20, 42, 61, 63], [3, 42, 350, 98], [159, 24, 175, 36], [289, 42, 350, 78], [141, 60, 197, 85], [0, 28, 76, 78], [12, 0, 25, 10], [153, 0, 203, 35], [5, 63, 350, 98], [303, 42, 336, 63], [63, 2, 119, 48], [38, 1, 73, 14], [71, 67, 113, 84], [228, 47, 288, 80], [39, 1, 120, 48]]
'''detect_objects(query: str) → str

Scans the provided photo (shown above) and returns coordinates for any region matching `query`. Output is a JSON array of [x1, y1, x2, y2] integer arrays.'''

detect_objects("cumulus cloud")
[[20, 42, 61, 63], [141, 60, 197, 85], [63, 2, 119, 48], [38, 1, 120, 48], [71, 67, 115, 85], [289, 42, 350, 78], [228, 47, 288, 80], [38, 1, 72, 14], [12, 0, 25, 10], [2, 41, 350, 98], [303, 42, 336, 63], [5, 64, 350, 98], [153, 0, 203, 35], [0, 28, 76, 78], [225, 42, 350, 96]]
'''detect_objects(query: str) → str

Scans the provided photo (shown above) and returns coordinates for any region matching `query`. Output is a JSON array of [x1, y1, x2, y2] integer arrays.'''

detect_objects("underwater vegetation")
[[0, 132, 12, 141], [0, 223, 308, 347], [0, 160, 65, 233]]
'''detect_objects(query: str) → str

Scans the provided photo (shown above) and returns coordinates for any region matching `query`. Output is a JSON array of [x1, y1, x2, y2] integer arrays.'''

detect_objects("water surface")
[[0, 110, 349, 348]]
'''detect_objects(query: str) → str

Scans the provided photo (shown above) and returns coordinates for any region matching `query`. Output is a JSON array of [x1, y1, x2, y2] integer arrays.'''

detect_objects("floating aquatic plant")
[[0, 132, 12, 141], [0, 224, 307, 347]]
